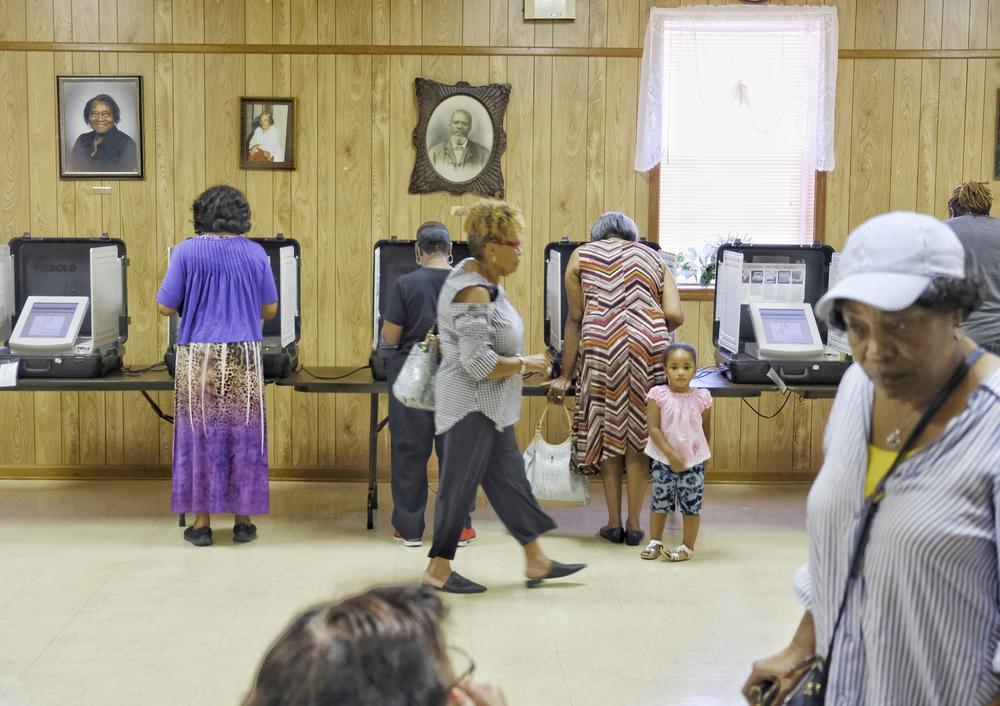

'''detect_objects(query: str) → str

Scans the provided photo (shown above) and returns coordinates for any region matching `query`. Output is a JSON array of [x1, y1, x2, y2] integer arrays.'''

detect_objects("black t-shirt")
[[383, 267, 450, 354]]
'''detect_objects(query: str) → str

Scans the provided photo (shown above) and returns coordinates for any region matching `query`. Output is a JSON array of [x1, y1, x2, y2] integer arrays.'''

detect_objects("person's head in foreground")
[[464, 200, 524, 278], [816, 211, 982, 402], [243, 586, 502, 706], [192, 184, 252, 236], [948, 180, 992, 218]]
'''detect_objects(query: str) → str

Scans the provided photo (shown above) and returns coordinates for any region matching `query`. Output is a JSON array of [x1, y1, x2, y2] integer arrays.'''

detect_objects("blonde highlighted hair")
[[463, 200, 524, 259], [949, 181, 993, 216]]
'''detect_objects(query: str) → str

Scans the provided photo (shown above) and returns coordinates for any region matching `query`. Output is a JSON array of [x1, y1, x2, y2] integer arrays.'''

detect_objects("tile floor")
[[0, 479, 811, 706]]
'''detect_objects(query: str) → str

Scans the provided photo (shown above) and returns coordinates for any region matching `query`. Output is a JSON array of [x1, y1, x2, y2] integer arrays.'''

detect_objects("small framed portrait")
[[409, 78, 511, 197], [57, 75, 143, 179], [240, 97, 296, 170]]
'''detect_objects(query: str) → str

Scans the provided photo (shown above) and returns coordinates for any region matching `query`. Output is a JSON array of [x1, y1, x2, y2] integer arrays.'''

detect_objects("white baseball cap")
[[815, 211, 966, 320]]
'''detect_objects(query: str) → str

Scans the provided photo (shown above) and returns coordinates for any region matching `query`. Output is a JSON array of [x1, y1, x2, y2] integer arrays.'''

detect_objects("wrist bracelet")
[[517, 356, 526, 374]]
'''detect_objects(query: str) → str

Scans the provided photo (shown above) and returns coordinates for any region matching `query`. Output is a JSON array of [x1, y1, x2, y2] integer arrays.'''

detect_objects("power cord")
[[140, 390, 174, 424], [299, 364, 371, 380], [121, 362, 167, 376], [740, 390, 792, 419]]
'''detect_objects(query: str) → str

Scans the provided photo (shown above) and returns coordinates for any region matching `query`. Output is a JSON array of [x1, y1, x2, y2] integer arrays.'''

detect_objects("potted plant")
[[675, 233, 750, 287]]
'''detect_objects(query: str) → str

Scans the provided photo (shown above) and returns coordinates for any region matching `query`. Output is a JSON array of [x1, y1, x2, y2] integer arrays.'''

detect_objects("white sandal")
[[666, 544, 693, 562], [640, 540, 664, 560]]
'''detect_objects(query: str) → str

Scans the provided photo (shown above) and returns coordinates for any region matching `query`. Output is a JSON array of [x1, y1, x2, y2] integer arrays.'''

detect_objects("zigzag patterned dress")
[[573, 238, 668, 475]]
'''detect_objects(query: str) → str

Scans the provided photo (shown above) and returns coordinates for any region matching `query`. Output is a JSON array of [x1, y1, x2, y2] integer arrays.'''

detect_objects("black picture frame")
[[240, 97, 296, 170], [57, 75, 144, 179], [409, 78, 511, 197]]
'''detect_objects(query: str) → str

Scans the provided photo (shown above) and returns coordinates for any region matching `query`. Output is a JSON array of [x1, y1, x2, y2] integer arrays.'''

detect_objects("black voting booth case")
[[0, 234, 129, 378], [369, 237, 471, 380], [164, 234, 302, 379], [712, 242, 851, 385]]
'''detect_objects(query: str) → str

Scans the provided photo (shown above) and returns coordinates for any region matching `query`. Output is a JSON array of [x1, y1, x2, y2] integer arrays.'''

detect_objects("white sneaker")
[[393, 531, 422, 547]]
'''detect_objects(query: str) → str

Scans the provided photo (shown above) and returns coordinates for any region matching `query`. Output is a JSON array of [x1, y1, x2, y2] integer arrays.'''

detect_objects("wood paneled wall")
[[1, 0, 998, 482]]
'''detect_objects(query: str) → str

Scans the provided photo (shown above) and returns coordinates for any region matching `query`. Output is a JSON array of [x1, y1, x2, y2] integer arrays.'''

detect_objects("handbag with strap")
[[523, 403, 590, 506], [391, 330, 439, 411], [750, 348, 984, 706]]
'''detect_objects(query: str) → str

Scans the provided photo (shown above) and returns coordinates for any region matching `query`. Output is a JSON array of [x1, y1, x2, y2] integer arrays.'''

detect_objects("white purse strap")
[[534, 403, 574, 443]]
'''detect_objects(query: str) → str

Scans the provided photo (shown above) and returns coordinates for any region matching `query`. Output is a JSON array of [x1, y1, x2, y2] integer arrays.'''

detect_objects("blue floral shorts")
[[650, 461, 705, 515]]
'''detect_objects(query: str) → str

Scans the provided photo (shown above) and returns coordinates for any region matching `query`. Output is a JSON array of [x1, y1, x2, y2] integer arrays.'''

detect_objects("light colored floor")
[[0, 479, 811, 706]]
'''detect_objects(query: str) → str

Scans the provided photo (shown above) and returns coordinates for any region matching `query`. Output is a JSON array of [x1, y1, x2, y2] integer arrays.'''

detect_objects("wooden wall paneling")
[[757, 391, 794, 472], [289, 53, 319, 469], [915, 59, 941, 214], [336, 0, 372, 44], [373, 52, 393, 472], [553, 0, 590, 47], [989, 0, 1000, 49], [673, 300, 700, 350], [534, 16, 554, 48], [459, 55, 490, 219], [272, 0, 290, 44], [290, 0, 316, 44], [26, 52, 57, 236], [463, 0, 491, 46], [0, 391, 34, 466], [26, 0, 54, 40], [417, 55, 460, 227], [823, 61, 852, 249], [942, 0, 972, 49], [935, 61, 968, 218], [889, 60, 921, 210], [118, 0, 153, 43], [246, 0, 273, 43], [981, 60, 1000, 189], [99, 0, 118, 41], [791, 395, 812, 472], [970, 0, 989, 49], [923, 0, 944, 48], [507, 0, 534, 47], [153, 48, 175, 465], [604, 58, 638, 227], [373, 0, 390, 45], [390, 0, 422, 45], [585, 57, 606, 228], [204, 54, 246, 190], [333, 53, 373, 472], [387, 55, 420, 238], [847, 59, 894, 230], [314, 53, 337, 469], [739, 395, 760, 473], [153, 0, 171, 42], [588, 0, 607, 47], [711, 398, 742, 474], [896, 0, 925, 49], [70, 0, 99, 42], [854, 0, 897, 49], [205, 0, 245, 44], [171, 0, 204, 43], [810, 397, 833, 470], [964, 59, 986, 178], [422, 0, 462, 46], [489, 0, 507, 46], [550, 58, 589, 242]]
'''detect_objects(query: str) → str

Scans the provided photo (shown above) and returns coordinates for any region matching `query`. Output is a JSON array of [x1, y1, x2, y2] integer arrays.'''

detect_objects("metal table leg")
[[178, 513, 185, 526], [367, 392, 378, 529]]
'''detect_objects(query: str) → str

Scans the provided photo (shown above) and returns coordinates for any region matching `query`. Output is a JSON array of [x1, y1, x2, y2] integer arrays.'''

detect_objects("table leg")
[[178, 513, 185, 526], [367, 392, 378, 530]]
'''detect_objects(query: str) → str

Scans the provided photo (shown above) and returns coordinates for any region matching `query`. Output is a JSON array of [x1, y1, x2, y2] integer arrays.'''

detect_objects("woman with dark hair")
[[67, 93, 138, 172], [244, 586, 508, 706], [547, 211, 683, 546], [946, 180, 1000, 353], [743, 212, 1000, 705], [380, 222, 474, 547], [156, 185, 278, 546], [423, 200, 585, 594]]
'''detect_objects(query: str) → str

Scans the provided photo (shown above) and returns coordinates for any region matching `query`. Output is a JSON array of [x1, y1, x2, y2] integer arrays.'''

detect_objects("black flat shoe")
[[233, 522, 257, 543], [599, 526, 625, 544], [184, 526, 213, 547], [526, 561, 586, 588], [624, 528, 644, 546], [425, 572, 487, 594]]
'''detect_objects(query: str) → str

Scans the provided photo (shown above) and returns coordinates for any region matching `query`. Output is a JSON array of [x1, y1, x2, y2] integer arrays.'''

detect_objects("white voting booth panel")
[[0, 245, 12, 342], [279, 246, 297, 349]]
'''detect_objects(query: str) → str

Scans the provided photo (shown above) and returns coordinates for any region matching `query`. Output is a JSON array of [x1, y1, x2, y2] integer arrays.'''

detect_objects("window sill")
[[678, 285, 715, 301]]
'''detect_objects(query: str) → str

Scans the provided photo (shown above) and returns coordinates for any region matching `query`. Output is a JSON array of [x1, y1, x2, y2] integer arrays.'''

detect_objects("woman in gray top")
[[422, 201, 585, 594]]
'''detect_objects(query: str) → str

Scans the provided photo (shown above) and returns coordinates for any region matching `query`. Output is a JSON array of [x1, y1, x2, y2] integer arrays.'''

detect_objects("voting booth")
[[712, 242, 851, 385], [164, 234, 301, 379], [0, 234, 129, 378], [369, 237, 471, 380]]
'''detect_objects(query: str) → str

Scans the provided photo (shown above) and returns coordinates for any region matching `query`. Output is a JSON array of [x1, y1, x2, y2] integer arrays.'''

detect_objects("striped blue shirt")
[[795, 362, 1000, 705]]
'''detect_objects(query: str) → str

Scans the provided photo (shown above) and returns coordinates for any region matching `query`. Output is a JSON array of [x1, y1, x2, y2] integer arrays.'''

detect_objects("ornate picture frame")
[[240, 97, 296, 170], [409, 79, 511, 197], [57, 75, 144, 179]]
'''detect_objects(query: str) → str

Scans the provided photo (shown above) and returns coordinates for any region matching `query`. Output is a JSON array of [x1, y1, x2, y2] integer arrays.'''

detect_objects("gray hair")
[[590, 212, 639, 242]]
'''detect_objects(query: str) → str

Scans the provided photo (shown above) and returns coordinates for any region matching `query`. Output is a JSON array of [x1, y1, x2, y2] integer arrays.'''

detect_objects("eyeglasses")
[[445, 645, 476, 697], [489, 238, 523, 254], [89, 111, 113, 119]]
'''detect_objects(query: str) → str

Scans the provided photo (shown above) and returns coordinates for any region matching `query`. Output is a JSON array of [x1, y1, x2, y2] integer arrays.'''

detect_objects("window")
[[636, 7, 838, 282]]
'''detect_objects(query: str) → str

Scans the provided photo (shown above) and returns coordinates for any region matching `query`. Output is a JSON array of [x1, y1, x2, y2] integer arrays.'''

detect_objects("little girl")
[[641, 342, 712, 562]]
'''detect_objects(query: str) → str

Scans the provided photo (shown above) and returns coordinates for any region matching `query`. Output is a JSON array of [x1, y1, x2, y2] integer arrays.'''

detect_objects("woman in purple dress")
[[156, 185, 278, 546]]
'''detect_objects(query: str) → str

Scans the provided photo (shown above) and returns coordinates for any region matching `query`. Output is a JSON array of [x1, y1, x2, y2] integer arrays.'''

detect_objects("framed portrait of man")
[[409, 79, 511, 197], [240, 97, 296, 170], [57, 75, 143, 179]]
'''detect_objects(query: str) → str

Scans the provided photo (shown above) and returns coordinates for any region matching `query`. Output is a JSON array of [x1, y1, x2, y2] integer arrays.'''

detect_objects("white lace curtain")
[[635, 6, 839, 173]]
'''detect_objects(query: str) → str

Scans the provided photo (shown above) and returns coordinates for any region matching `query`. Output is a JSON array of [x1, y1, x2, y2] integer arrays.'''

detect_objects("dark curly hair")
[[83, 94, 121, 125], [244, 586, 450, 706], [416, 221, 451, 256], [828, 276, 983, 329], [192, 185, 252, 235], [666, 342, 697, 363]]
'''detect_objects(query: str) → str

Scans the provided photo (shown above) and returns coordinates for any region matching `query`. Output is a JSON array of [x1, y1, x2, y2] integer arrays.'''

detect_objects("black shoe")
[[624, 528, 644, 546], [184, 526, 213, 546], [599, 526, 625, 544], [233, 522, 258, 543], [526, 561, 586, 588], [425, 572, 488, 594]]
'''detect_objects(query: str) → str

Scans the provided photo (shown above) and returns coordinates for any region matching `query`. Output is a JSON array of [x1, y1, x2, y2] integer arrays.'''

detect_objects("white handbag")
[[391, 331, 439, 410], [523, 403, 590, 506]]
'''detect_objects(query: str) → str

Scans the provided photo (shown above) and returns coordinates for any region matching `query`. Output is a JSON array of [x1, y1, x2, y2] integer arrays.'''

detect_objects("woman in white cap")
[[742, 212, 1000, 706]]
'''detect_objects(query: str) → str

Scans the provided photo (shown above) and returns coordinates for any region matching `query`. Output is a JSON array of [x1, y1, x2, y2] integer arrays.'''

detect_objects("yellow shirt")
[[866, 445, 916, 497]]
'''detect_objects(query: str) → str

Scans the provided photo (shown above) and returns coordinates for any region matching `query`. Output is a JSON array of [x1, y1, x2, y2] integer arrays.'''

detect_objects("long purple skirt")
[[172, 341, 269, 515]]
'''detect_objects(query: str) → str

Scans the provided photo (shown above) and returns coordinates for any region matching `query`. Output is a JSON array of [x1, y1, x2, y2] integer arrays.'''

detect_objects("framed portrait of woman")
[[240, 97, 296, 170], [57, 75, 144, 179], [408, 79, 510, 197]]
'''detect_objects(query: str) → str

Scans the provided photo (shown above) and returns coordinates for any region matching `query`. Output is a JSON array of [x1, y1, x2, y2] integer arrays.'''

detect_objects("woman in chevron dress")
[[547, 212, 683, 545]]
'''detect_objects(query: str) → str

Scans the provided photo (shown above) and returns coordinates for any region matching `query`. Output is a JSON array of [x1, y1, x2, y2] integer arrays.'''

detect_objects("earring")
[[447, 254, 454, 264]]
